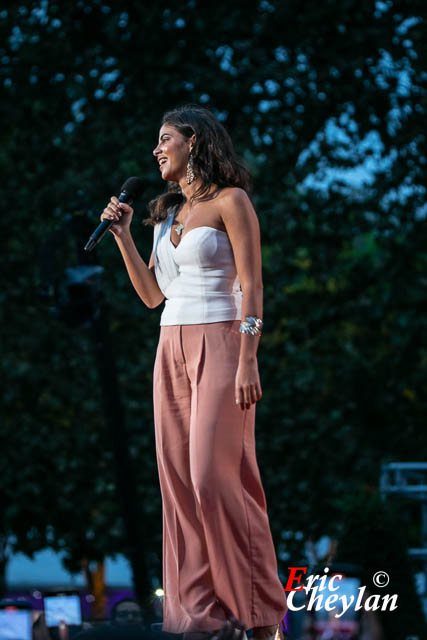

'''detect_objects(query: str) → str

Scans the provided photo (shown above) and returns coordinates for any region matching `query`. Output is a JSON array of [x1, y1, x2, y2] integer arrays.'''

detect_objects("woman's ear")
[[189, 133, 196, 150]]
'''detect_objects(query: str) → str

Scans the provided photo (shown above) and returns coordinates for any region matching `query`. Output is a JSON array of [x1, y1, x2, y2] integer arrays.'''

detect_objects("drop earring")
[[186, 150, 195, 185]]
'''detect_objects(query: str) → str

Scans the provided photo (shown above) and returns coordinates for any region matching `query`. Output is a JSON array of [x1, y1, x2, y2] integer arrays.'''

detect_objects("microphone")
[[84, 177, 144, 252]]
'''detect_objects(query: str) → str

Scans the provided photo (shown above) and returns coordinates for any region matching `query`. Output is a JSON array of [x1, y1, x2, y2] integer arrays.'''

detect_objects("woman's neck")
[[178, 177, 202, 205], [178, 178, 218, 207]]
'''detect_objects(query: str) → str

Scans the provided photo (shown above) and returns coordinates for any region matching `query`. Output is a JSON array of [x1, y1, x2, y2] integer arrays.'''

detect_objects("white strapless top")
[[152, 206, 242, 325]]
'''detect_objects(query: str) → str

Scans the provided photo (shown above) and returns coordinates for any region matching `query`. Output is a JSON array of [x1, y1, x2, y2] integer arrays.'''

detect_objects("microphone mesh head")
[[120, 177, 144, 200]]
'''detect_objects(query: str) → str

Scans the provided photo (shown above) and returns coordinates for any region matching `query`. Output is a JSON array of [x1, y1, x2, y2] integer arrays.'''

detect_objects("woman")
[[100, 105, 287, 640]]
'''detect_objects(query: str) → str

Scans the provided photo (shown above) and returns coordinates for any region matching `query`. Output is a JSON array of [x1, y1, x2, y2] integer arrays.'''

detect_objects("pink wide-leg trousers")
[[153, 319, 287, 634]]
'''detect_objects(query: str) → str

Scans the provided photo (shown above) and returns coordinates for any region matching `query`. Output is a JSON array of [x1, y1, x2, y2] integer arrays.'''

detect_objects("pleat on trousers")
[[153, 319, 287, 634]]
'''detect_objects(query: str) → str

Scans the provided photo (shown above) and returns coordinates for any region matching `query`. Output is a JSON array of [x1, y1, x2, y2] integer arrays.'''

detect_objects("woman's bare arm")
[[218, 188, 264, 365], [218, 187, 264, 409], [114, 234, 165, 308], [99, 196, 165, 309]]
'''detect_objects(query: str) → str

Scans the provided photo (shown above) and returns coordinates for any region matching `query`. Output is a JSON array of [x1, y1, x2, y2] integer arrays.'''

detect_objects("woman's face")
[[153, 124, 192, 182]]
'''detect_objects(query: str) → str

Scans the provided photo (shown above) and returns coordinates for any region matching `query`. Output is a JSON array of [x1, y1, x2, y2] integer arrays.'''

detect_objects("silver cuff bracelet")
[[239, 316, 263, 336]]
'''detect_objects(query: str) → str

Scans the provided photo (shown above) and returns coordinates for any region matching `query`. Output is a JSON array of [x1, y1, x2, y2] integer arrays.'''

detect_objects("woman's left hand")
[[235, 358, 262, 410]]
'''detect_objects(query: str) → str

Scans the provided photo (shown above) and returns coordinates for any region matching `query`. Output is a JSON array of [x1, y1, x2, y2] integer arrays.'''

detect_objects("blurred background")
[[1, 1, 426, 639]]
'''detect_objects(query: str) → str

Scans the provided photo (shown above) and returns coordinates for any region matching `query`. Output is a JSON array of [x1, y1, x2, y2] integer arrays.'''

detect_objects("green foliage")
[[334, 488, 427, 639]]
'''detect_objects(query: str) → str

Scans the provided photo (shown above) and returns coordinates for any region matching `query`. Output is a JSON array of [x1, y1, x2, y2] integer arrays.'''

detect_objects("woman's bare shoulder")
[[217, 187, 250, 207], [215, 188, 257, 233]]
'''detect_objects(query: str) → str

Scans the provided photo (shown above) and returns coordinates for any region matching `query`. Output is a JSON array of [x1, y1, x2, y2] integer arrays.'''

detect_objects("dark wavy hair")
[[142, 104, 252, 226]]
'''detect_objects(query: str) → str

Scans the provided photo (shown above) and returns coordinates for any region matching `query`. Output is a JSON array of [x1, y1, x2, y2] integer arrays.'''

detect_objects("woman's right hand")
[[100, 196, 134, 238]]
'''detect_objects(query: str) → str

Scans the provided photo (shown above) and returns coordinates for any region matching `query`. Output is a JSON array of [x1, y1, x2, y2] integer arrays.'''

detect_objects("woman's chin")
[[162, 174, 180, 184], [161, 170, 173, 182]]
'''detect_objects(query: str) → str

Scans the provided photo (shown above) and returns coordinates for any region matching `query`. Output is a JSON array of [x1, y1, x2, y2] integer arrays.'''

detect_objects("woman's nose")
[[153, 144, 161, 157]]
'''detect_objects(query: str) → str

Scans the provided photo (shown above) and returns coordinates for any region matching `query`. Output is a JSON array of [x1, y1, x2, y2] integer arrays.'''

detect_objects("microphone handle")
[[84, 191, 133, 252], [84, 219, 114, 252]]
